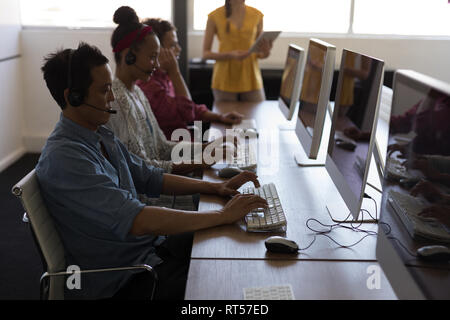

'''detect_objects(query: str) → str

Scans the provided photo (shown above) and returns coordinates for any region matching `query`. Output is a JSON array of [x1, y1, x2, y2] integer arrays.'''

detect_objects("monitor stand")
[[326, 184, 381, 223], [294, 103, 332, 167], [279, 104, 299, 131], [294, 150, 326, 166], [278, 120, 297, 131]]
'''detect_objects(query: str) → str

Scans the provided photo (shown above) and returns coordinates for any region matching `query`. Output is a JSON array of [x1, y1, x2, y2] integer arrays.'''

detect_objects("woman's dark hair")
[[41, 42, 108, 109], [111, 6, 142, 63], [142, 18, 176, 42], [225, 0, 231, 33]]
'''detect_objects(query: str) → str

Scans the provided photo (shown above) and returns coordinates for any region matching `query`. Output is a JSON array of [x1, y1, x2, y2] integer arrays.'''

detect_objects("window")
[[353, 0, 450, 36], [193, 0, 450, 37], [193, 0, 351, 33], [19, 0, 172, 28]]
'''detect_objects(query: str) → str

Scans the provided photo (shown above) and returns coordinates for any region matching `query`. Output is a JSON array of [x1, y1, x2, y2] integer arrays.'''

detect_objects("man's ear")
[[63, 88, 70, 107]]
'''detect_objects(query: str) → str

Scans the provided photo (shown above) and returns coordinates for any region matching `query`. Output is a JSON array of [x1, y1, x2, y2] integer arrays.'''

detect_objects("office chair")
[[12, 169, 158, 300]]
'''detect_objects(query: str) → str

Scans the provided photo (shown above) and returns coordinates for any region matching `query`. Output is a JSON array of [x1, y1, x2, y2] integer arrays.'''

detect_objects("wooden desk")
[[186, 259, 396, 300], [192, 101, 378, 261], [185, 100, 397, 300], [376, 185, 450, 299]]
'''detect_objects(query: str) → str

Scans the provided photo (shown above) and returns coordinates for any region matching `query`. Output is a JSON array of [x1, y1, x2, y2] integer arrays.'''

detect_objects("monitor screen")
[[326, 49, 384, 216], [381, 70, 450, 240], [280, 46, 301, 109], [298, 40, 328, 137]]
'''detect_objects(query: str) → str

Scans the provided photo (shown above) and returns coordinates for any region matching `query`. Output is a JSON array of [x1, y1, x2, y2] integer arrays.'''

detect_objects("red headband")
[[113, 25, 153, 53]]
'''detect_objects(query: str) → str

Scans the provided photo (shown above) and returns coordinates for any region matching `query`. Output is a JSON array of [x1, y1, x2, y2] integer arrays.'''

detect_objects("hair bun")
[[113, 6, 139, 25]]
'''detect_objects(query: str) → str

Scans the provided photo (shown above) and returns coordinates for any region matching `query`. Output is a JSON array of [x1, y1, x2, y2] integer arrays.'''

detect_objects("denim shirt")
[[36, 115, 165, 299]]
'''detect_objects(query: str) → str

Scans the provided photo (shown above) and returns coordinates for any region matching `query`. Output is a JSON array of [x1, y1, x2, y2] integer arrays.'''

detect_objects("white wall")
[[0, 0, 25, 172], [20, 29, 114, 152], [189, 33, 450, 79], [20, 29, 450, 152]]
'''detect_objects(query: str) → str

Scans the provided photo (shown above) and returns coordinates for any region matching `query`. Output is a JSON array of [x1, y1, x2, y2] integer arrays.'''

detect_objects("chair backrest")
[[12, 169, 66, 299]]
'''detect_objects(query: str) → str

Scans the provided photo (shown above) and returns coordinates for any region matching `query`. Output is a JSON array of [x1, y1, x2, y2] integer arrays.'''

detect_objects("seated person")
[[108, 7, 235, 178], [37, 42, 267, 300], [388, 89, 450, 158], [137, 18, 244, 141]]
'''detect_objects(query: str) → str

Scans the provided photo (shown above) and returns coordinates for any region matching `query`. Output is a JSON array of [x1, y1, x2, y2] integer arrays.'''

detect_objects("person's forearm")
[[167, 68, 191, 100], [203, 50, 232, 61], [130, 206, 223, 236], [161, 173, 218, 195], [201, 110, 222, 123]]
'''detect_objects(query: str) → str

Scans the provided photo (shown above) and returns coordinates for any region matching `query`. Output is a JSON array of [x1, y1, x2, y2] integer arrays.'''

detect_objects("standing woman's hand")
[[228, 50, 251, 61], [256, 38, 273, 59]]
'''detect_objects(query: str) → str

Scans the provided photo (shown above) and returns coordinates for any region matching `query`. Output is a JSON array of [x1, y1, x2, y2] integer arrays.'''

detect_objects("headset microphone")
[[84, 103, 117, 114], [133, 64, 153, 76]]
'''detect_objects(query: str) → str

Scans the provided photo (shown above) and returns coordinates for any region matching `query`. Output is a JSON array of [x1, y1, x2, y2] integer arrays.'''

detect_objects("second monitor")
[[294, 38, 336, 166]]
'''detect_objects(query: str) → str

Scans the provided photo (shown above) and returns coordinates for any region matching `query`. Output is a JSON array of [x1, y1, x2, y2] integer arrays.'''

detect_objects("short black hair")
[[142, 18, 176, 42], [41, 42, 108, 109]]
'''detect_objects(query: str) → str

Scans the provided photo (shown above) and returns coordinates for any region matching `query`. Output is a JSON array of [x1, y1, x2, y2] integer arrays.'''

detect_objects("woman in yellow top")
[[203, 0, 272, 102]]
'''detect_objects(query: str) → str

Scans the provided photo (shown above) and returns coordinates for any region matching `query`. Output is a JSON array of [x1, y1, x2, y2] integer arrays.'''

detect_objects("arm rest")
[[40, 264, 158, 300]]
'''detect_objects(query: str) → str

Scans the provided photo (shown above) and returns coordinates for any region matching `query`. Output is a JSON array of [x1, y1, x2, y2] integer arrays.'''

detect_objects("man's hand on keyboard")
[[216, 171, 261, 197], [220, 193, 268, 224]]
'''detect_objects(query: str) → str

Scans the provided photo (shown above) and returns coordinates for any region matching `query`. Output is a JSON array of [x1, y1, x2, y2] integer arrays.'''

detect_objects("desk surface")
[[376, 185, 450, 299], [186, 259, 396, 300], [186, 100, 396, 300], [192, 101, 378, 261]]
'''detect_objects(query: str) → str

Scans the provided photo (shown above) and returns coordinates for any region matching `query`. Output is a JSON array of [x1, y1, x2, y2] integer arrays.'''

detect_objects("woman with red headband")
[[107, 7, 233, 180], [108, 6, 216, 213], [136, 18, 244, 141]]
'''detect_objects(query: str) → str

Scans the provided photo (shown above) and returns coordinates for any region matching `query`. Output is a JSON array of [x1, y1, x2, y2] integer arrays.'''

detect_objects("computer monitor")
[[294, 38, 336, 166], [376, 70, 450, 299], [278, 44, 305, 128], [325, 49, 384, 222]]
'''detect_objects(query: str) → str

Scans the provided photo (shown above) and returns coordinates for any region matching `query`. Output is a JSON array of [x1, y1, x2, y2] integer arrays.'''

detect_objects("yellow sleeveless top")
[[208, 6, 263, 93]]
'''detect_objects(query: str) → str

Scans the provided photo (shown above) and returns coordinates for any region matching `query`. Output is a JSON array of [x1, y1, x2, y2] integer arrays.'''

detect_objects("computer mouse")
[[218, 167, 242, 178], [416, 245, 450, 262], [245, 128, 259, 138], [336, 140, 356, 151], [264, 236, 299, 254]]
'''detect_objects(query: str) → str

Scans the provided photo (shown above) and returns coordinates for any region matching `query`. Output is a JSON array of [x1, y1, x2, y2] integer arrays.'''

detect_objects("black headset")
[[66, 49, 117, 114], [67, 49, 84, 107]]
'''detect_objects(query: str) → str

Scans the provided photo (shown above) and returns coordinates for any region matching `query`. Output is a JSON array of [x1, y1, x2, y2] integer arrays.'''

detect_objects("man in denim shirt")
[[37, 43, 267, 300]]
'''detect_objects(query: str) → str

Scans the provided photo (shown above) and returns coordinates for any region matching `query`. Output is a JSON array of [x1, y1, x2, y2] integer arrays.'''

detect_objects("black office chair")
[[12, 169, 158, 300]]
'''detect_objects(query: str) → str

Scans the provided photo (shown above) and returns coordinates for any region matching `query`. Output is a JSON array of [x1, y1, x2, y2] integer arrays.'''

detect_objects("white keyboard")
[[244, 285, 294, 300], [228, 137, 257, 172], [388, 190, 450, 242], [242, 183, 287, 232]]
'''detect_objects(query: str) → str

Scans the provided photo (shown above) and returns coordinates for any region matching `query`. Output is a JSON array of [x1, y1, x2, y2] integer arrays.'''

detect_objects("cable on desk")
[[303, 209, 378, 251]]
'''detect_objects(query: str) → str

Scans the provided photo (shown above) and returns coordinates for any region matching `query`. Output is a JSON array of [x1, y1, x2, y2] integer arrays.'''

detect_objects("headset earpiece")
[[125, 49, 137, 65], [67, 49, 84, 107]]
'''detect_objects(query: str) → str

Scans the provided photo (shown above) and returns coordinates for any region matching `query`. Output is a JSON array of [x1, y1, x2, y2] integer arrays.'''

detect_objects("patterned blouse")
[[107, 78, 177, 173], [107, 78, 198, 210]]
